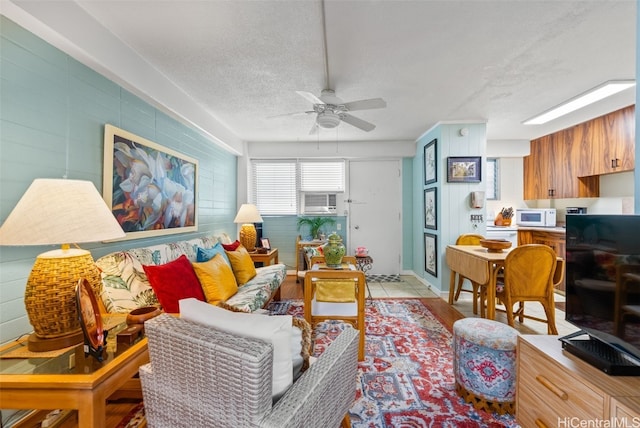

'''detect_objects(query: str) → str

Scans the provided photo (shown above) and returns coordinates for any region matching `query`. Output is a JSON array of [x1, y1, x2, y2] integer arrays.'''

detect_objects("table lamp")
[[233, 204, 263, 252], [0, 179, 126, 351]]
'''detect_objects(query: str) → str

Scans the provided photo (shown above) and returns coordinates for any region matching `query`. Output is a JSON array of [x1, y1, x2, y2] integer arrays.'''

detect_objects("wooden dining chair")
[[613, 264, 640, 337], [448, 234, 485, 315], [495, 244, 558, 334], [304, 269, 367, 360]]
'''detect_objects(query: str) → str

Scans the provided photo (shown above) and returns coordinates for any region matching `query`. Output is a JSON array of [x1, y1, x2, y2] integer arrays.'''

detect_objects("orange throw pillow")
[[192, 254, 238, 305], [225, 246, 257, 285]]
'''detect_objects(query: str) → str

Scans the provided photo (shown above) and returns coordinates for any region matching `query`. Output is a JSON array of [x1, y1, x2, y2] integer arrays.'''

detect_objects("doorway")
[[347, 160, 402, 275]]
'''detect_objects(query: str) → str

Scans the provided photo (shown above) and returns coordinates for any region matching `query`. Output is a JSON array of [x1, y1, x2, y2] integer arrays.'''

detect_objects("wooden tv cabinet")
[[516, 335, 640, 427]]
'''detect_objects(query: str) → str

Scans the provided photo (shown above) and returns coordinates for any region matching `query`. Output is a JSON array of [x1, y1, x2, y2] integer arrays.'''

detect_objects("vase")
[[323, 232, 346, 268]]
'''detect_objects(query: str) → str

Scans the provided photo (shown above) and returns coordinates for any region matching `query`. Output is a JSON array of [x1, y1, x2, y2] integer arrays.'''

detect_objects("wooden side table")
[[355, 255, 373, 273], [249, 248, 279, 266], [0, 315, 148, 428], [355, 255, 374, 300]]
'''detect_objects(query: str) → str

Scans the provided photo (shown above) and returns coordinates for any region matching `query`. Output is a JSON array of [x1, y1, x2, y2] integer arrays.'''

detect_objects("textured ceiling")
[[5, 0, 637, 146]]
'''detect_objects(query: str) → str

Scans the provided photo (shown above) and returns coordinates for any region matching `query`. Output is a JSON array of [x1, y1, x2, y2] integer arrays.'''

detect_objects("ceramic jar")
[[323, 232, 346, 268]]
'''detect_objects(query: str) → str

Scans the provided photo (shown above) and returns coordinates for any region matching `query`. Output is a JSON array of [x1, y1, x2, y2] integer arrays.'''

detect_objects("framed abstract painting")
[[103, 124, 198, 240]]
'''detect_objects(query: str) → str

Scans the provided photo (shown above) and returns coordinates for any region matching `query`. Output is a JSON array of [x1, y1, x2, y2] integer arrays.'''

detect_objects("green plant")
[[296, 216, 336, 240]]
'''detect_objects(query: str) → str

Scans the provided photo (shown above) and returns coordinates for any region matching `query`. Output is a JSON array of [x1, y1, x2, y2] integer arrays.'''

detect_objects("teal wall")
[[0, 17, 237, 344], [413, 123, 488, 294], [414, 128, 441, 287]]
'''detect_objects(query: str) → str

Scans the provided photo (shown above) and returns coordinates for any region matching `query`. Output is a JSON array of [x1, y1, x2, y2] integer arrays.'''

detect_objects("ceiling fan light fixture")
[[317, 111, 341, 128]]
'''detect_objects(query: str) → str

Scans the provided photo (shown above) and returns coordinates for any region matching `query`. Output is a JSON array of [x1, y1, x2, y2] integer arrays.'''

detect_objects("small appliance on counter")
[[566, 207, 587, 214], [515, 208, 556, 227]]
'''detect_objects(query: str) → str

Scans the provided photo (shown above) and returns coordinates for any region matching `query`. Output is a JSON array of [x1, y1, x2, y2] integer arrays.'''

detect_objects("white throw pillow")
[[179, 298, 293, 399]]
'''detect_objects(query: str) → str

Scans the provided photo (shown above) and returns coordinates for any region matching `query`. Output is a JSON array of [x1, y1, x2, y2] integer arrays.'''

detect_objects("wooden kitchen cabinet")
[[523, 133, 599, 200], [580, 105, 635, 176], [523, 135, 555, 200], [517, 335, 640, 428], [518, 228, 566, 292], [523, 105, 634, 200]]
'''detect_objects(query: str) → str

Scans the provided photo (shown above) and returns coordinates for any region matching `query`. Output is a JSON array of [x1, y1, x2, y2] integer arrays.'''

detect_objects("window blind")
[[486, 158, 499, 200], [300, 161, 345, 192], [252, 161, 297, 215], [251, 160, 345, 215]]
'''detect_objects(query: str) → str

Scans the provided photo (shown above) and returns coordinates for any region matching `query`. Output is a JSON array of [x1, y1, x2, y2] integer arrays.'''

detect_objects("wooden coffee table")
[[0, 315, 149, 428]]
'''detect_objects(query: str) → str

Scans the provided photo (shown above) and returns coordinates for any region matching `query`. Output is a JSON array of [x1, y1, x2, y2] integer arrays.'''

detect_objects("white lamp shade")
[[233, 204, 263, 224], [0, 178, 126, 245]]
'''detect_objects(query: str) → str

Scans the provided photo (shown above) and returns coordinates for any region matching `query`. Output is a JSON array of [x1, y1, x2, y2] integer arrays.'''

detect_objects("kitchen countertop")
[[487, 225, 566, 234], [516, 226, 566, 233]]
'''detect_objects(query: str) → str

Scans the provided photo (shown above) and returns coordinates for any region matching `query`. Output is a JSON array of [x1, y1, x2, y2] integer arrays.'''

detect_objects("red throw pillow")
[[222, 240, 241, 251], [142, 255, 205, 313]]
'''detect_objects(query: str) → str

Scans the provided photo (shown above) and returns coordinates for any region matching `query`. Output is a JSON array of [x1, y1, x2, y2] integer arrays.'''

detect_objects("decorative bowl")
[[479, 239, 512, 253], [126, 306, 162, 325]]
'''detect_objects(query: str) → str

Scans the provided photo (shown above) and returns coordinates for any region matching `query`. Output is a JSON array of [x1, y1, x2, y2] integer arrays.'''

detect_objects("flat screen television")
[[563, 214, 640, 375]]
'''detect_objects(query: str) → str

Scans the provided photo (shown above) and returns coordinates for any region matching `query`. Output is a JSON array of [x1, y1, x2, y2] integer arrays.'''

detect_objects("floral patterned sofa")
[[95, 235, 286, 314]]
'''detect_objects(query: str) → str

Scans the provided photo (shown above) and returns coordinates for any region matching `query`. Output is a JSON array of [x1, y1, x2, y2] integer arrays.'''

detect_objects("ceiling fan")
[[278, 89, 386, 133], [271, 0, 387, 134]]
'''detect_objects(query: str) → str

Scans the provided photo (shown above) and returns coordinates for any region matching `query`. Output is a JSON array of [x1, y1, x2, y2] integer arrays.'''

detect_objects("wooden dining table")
[[446, 244, 511, 320]]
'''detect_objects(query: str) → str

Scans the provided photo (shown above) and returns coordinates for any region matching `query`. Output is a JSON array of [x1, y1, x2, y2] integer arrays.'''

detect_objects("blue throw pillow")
[[196, 242, 231, 266]]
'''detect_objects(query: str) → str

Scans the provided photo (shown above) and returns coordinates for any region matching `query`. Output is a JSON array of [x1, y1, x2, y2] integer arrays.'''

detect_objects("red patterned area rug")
[[116, 402, 145, 428], [267, 299, 519, 428]]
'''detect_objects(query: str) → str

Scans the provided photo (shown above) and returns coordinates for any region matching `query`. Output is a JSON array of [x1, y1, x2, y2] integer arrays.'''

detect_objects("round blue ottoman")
[[452, 318, 518, 415]]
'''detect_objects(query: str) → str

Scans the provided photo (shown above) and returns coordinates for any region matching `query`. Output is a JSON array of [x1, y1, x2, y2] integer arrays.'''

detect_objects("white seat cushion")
[[311, 298, 358, 317], [179, 298, 293, 399]]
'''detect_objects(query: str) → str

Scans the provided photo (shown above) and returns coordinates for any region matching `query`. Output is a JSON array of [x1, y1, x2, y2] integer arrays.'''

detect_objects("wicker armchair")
[[140, 314, 359, 428]]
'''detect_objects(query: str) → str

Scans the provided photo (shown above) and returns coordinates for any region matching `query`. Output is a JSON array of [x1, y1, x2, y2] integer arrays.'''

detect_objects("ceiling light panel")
[[523, 80, 635, 125]]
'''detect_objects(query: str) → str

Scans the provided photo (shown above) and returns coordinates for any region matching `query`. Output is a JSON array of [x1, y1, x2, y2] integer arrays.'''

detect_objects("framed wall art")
[[103, 124, 198, 240], [424, 233, 437, 277], [447, 156, 481, 183], [424, 138, 437, 185], [424, 187, 437, 230]]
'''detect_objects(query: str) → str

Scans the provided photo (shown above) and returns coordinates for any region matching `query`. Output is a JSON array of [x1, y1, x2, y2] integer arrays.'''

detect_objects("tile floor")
[[370, 275, 580, 336]]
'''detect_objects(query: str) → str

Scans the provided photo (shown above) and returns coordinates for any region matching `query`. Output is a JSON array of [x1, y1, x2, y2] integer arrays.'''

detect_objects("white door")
[[347, 160, 401, 275]]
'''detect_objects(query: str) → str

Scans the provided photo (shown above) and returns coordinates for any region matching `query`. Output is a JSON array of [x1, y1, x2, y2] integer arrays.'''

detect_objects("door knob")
[[354, 225, 360, 230]]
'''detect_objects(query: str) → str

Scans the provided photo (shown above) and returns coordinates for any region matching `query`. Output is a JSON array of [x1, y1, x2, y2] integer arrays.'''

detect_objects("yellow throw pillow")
[[192, 254, 238, 305], [225, 245, 257, 285], [315, 279, 356, 303]]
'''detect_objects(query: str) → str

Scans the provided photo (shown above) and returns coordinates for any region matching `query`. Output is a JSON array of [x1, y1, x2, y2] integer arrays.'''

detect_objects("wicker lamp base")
[[27, 330, 85, 352], [239, 224, 257, 252], [24, 248, 102, 352]]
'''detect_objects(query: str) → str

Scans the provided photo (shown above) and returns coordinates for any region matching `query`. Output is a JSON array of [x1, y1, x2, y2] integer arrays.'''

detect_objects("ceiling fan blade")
[[308, 123, 319, 135], [296, 91, 324, 105], [343, 98, 387, 111], [266, 111, 313, 119], [341, 114, 376, 132]]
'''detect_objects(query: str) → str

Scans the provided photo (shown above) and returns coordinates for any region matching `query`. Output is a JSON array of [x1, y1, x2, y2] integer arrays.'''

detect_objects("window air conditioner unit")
[[303, 193, 337, 214]]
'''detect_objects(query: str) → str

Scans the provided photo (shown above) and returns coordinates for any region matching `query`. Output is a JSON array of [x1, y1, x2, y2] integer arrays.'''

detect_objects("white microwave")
[[516, 208, 557, 227]]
